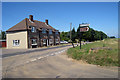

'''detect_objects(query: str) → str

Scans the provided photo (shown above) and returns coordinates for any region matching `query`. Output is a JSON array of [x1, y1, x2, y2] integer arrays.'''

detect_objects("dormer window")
[[31, 26, 36, 32], [55, 31, 59, 34], [49, 30, 52, 34], [42, 29, 46, 33]]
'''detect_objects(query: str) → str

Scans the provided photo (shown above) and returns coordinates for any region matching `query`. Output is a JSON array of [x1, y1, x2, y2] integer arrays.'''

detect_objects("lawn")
[[67, 38, 119, 66]]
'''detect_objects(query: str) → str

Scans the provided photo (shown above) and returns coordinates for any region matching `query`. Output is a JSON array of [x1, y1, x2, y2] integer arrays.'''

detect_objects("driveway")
[[2, 45, 118, 78]]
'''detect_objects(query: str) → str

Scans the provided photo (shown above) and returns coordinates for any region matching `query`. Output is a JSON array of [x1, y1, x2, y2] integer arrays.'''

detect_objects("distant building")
[[0, 40, 6, 47], [6, 15, 60, 49]]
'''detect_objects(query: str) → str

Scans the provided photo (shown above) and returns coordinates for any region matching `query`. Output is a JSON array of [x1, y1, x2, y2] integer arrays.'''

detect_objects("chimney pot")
[[29, 15, 33, 21], [45, 19, 48, 25]]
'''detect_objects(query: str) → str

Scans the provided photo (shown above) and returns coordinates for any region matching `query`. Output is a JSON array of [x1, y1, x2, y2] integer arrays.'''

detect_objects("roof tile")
[[6, 18, 57, 32]]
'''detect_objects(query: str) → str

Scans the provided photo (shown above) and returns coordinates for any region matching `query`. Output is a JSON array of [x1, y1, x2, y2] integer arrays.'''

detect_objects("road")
[[2, 45, 72, 58], [2, 45, 118, 78]]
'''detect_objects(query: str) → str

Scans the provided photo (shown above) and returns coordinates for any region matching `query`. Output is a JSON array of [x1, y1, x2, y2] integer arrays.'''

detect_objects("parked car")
[[60, 41, 68, 44]]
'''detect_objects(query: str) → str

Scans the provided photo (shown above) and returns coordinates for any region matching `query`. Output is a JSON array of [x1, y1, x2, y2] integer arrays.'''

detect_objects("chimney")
[[45, 19, 48, 25], [29, 15, 33, 21]]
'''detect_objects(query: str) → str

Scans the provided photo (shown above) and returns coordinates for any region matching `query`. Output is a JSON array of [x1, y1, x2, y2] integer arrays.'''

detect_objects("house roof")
[[6, 18, 57, 32]]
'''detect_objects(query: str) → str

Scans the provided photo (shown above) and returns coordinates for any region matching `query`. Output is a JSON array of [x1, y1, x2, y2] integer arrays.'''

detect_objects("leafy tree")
[[60, 31, 70, 41], [109, 36, 116, 38], [0, 30, 1, 39], [60, 25, 108, 42], [0, 31, 6, 40], [77, 26, 80, 39], [71, 27, 76, 41]]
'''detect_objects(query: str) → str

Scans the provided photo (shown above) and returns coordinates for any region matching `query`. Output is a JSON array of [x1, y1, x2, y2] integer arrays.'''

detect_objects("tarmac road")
[[2, 45, 118, 78], [2, 45, 72, 58]]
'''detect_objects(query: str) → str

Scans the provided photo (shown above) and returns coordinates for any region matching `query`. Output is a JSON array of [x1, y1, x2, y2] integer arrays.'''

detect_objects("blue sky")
[[2, 2, 118, 37]]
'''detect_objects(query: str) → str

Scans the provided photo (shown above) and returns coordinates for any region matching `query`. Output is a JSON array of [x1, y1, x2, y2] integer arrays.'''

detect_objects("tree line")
[[60, 26, 109, 42], [0, 29, 115, 41]]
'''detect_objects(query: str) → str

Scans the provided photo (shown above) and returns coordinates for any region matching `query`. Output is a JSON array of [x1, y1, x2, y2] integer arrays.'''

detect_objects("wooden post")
[[79, 31, 81, 49]]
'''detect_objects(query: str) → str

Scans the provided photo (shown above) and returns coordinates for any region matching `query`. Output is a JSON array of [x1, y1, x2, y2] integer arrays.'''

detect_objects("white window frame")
[[55, 31, 59, 34], [49, 30, 52, 34], [56, 39, 59, 43], [31, 39, 37, 45], [13, 40, 20, 46], [43, 39, 46, 45], [49, 39, 53, 44], [31, 26, 36, 33], [42, 29, 46, 33]]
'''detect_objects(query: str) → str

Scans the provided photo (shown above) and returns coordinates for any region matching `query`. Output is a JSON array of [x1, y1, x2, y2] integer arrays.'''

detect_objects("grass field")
[[67, 38, 119, 66]]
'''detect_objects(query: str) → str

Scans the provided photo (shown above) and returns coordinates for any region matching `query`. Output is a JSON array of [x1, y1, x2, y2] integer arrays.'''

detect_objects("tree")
[[60, 31, 70, 41], [60, 26, 108, 42], [77, 26, 80, 39], [71, 27, 76, 42], [109, 36, 116, 38], [1, 31, 6, 40], [0, 30, 1, 39]]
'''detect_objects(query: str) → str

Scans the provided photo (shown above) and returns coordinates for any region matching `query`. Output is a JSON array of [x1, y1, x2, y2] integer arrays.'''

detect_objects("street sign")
[[79, 23, 90, 49], [80, 27, 89, 32], [79, 24, 90, 27]]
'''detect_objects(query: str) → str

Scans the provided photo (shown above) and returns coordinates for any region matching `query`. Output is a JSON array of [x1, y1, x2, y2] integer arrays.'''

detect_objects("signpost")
[[80, 27, 89, 32], [79, 24, 90, 49]]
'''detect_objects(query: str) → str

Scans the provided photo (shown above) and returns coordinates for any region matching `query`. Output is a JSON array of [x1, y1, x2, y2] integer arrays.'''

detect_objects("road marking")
[[51, 53, 55, 56], [3, 48, 70, 71], [25, 61, 30, 64], [38, 57, 42, 59], [26, 49, 68, 64], [30, 59, 37, 62]]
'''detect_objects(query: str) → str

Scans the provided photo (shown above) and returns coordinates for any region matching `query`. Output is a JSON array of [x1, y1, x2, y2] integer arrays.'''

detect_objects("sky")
[[2, 2, 118, 37]]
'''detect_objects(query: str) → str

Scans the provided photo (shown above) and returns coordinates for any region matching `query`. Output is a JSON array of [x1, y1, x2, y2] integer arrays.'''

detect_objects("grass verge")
[[67, 38, 119, 66]]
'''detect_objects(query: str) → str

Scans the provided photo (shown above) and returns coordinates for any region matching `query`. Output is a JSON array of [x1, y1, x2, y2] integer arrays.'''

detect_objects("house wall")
[[28, 30, 39, 48], [2, 41, 6, 47], [40, 31, 48, 47], [40, 31, 55, 47], [54, 32, 60, 45], [6, 31, 28, 49]]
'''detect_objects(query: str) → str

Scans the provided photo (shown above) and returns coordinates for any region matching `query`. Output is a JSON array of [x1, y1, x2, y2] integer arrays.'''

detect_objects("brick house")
[[6, 15, 60, 49]]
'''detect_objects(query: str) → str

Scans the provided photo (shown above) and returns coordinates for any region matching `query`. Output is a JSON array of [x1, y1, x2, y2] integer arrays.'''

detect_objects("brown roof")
[[6, 18, 57, 32]]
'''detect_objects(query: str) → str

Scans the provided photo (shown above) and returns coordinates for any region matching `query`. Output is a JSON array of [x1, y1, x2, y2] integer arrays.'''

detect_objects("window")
[[49, 30, 52, 34], [31, 27, 36, 32], [49, 39, 53, 44], [55, 31, 59, 34], [42, 29, 46, 33], [56, 39, 59, 43], [13, 40, 20, 46], [43, 39, 46, 45], [31, 39, 37, 45]]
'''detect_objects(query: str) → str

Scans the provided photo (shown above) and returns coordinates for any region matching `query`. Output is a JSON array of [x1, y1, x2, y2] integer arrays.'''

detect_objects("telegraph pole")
[[79, 24, 81, 49], [70, 23, 72, 42], [70, 23, 74, 48]]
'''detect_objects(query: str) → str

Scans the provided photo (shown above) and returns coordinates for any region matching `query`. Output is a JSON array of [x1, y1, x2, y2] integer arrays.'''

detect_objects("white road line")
[[26, 49, 68, 64], [51, 53, 54, 56], [38, 57, 42, 59], [30, 59, 37, 62], [26, 61, 30, 64], [58, 52, 61, 53]]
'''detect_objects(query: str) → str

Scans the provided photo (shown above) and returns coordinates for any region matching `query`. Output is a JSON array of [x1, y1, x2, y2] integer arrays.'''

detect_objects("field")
[[67, 38, 119, 66]]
